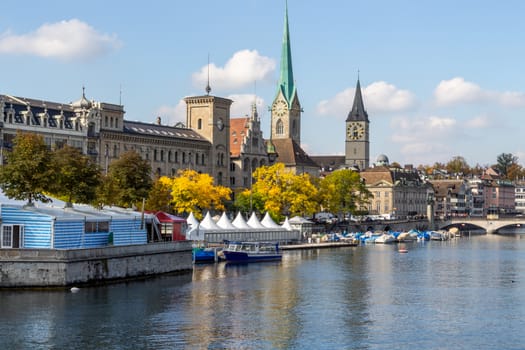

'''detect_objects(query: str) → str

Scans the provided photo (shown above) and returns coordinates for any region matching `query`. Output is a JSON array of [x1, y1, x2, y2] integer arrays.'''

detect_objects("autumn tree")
[[249, 163, 318, 221], [162, 170, 231, 219], [0, 132, 55, 205], [107, 150, 153, 208], [446, 156, 470, 176], [49, 145, 101, 207], [318, 169, 371, 219]]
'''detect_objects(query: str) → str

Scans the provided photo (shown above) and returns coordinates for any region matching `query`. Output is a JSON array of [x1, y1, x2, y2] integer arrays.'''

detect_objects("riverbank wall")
[[0, 241, 192, 288]]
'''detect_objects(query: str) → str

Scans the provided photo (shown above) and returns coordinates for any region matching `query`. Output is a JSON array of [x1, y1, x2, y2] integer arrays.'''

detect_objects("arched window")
[[276, 119, 284, 135], [197, 118, 202, 129], [292, 119, 297, 135]]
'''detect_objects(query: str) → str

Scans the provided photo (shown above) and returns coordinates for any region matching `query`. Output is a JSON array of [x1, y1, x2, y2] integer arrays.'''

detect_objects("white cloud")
[[434, 77, 484, 106], [464, 115, 491, 128], [0, 19, 122, 61], [316, 81, 416, 118], [365, 81, 416, 113], [227, 94, 266, 118], [192, 50, 276, 92], [434, 77, 525, 107], [390, 115, 458, 163], [156, 100, 186, 126]]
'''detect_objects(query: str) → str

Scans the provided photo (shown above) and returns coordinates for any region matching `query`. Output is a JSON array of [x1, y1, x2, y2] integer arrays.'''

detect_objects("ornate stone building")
[[0, 90, 221, 182], [360, 155, 430, 218], [229, 102, 269, 197]]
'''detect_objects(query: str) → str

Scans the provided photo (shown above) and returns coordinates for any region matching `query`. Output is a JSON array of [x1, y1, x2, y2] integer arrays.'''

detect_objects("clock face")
[[217, 118, 224, 131], [347, 122, 365, 140], [272, 100, 288, 117]]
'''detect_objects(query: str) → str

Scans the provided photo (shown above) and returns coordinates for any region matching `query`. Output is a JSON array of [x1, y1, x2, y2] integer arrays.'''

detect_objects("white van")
[[314, 212, 336, 224]]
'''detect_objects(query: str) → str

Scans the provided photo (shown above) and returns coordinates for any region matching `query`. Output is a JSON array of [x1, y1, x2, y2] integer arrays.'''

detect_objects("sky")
[[1, 0, 525, 168]]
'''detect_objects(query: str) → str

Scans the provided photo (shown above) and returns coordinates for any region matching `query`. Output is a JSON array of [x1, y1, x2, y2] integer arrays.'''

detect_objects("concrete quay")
[[0, 241, 193, 289]]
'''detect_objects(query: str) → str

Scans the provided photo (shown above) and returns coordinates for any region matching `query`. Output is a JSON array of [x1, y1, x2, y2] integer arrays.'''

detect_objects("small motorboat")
[[222, 241, 282, 263]]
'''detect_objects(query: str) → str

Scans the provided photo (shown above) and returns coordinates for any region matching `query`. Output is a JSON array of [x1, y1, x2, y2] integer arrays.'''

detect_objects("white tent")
[[216, 212, 237, 230], [281, 217, 293, 231], [199, 211, 221, 230], [247, 212, 266, 229], [261, 212, 281, 228], [232, 212, 251, 229]]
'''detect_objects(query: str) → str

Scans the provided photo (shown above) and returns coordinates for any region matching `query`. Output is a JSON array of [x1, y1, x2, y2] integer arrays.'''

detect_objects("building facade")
[[360, 165, 430, 219], [229, 102, 269, 197]]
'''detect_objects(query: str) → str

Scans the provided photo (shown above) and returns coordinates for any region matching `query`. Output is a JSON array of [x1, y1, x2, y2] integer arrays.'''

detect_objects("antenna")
[[205, 54, 211, 95]]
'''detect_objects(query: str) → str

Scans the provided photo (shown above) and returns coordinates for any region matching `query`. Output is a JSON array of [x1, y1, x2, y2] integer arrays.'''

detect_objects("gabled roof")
[[271, 138, 318, 168], [230, 117, 249, 157]]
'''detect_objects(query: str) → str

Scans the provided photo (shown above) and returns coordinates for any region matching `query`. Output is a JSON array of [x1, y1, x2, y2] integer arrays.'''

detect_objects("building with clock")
[[268, 2, 318, 176], [345, 78, 370, 170]]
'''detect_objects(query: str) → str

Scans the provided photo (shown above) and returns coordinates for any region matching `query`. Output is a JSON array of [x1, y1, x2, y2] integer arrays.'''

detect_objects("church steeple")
[[277, 0, 296, 104], [346, 78, 368, 122]]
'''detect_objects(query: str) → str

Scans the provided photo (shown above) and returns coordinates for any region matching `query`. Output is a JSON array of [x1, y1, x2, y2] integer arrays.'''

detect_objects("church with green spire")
[[269, 1, 318, 176]]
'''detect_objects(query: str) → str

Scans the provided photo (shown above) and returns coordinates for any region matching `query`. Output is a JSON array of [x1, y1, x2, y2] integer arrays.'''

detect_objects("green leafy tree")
[[50, 145, 101, 206], [0, 132, 55, 205], [495, 153, 518, 178], [319, 169, 371, 219], [107, 150, 153, 208], [145, 177, 173, 212]]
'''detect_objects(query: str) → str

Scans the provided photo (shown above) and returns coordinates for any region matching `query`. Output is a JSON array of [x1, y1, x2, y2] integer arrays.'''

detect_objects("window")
[[85, 221, 110, 233], [197, 118, 202, 129], [276, 119, 284, 135], [2, 225, 24, 248]]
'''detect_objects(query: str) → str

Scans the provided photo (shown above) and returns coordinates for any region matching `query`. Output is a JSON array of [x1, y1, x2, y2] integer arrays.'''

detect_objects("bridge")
[[438, 217, 524, 234]]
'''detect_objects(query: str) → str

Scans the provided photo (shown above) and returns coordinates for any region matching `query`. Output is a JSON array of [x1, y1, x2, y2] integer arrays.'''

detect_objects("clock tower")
[[271, 1, 301, 144], [345, 78, 370, 170]]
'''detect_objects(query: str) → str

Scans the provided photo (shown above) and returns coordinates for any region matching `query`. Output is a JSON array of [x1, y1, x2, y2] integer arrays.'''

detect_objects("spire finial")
[[205, 54, 211, 95]]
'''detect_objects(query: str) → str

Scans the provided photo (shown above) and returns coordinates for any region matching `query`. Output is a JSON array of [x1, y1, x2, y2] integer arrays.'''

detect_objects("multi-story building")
[[360, 157, 430, 218], [515, 181, 525, 214], [229, 102, 270, 198], [429, 180, 468, 218], [481, 168, 515, 215]]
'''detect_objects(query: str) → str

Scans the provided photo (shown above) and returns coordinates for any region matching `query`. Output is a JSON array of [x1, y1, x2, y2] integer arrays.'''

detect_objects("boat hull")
[[222, 250, 282, 263]]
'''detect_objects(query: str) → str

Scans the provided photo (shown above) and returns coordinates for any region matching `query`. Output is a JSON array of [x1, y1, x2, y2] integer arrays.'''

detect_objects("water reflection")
[[1, 236, 525, 349]]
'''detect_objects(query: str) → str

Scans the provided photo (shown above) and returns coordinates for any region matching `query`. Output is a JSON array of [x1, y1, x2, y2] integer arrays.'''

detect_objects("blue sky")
[[1, 0, 525, 168]]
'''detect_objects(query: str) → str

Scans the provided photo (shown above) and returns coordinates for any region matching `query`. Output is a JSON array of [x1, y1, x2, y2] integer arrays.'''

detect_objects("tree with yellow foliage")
[[159, 169, 231, 219], [248, 163, 318, 221]]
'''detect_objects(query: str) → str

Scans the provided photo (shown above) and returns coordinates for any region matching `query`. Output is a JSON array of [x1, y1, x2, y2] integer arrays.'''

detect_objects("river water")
[[1, 234, 525, 349]]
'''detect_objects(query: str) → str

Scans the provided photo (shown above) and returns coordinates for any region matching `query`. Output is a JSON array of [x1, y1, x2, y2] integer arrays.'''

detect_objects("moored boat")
[[222, 241, 282, 263], [192, 246, 219, 263]]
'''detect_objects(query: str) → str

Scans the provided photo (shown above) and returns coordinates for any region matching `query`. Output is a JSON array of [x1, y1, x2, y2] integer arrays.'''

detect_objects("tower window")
[[197, 118, 202, 129], [276, 119, 284, 135]]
